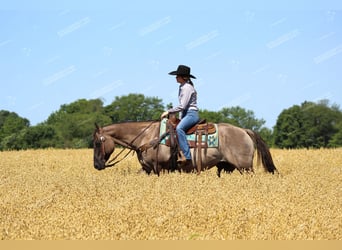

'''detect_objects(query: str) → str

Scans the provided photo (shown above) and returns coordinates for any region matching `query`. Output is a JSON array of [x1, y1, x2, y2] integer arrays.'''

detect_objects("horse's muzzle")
[[94, 158, 106, 171], [94, 165, 106, 171]]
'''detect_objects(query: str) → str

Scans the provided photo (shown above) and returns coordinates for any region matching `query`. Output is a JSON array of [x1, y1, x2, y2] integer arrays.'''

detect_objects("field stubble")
[[0, 148, 341, 240]]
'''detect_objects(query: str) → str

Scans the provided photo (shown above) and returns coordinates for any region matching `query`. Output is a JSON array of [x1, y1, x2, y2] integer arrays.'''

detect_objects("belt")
[[188, 107, 198, 111]]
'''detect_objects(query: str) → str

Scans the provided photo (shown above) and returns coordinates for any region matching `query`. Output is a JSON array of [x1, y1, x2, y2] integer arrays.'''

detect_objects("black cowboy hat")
[[168, 65, 196, 79]]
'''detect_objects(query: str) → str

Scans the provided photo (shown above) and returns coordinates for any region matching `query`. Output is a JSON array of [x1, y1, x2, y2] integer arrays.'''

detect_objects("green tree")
[[45, 99, 111, 148], [0, 110, 30, 150], [0, 110, 30, 137], [300, 101, 339, 147], [220, 106, 266, 132], [273, 105, 303, 148], [23, 125, 57, 149], [0, 130, 26, 150], [329, 121, 342, 147], [200, 106, 266, 132], [199, 109, 224, 123], [0, 125, 57, 150], [273, 100, 342, 148], [104, 93, 165, 122]]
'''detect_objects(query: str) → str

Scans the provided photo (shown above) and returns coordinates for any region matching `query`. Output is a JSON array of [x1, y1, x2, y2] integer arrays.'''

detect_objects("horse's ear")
[[95, 123, 100, 131]]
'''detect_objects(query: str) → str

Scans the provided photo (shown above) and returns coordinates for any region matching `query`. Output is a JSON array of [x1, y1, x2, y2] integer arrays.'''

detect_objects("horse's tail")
[[245, 129, 277, 174]]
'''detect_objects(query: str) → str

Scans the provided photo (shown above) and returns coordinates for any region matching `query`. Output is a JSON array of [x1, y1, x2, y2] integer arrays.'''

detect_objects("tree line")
[[1, 94, 341, 150]]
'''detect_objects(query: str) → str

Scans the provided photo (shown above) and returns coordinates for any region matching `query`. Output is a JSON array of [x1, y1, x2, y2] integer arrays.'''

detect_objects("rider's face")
[[176, 75, 186, 84]]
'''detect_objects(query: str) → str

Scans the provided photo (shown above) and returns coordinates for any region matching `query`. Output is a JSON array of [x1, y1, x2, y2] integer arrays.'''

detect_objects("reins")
[[102, 120, 158, 168]]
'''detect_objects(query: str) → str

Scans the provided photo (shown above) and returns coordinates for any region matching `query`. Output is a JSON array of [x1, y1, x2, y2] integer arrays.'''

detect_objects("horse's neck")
[[104, 122, 158, 145]]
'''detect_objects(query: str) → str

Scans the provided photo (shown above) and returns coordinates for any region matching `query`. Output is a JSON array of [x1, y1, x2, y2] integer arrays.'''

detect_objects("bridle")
[[95, 120, 157, 168]]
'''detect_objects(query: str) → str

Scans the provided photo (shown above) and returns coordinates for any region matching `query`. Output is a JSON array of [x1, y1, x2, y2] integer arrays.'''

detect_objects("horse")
[[92, 119, 278, 177]]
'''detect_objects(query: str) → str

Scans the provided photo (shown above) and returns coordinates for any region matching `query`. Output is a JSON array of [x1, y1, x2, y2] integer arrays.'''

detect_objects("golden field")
[[0, 148, 341, 240]]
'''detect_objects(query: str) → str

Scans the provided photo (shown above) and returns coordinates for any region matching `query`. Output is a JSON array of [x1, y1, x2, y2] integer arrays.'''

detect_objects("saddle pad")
[[159, 118, 219, 148]]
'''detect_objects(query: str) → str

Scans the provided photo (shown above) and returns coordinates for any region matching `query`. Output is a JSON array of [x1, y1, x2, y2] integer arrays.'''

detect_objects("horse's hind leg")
[[216, 162, 236, 177]]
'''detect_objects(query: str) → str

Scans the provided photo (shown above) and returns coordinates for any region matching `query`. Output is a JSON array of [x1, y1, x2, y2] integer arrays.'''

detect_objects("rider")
[[161, 65, 200, 169]]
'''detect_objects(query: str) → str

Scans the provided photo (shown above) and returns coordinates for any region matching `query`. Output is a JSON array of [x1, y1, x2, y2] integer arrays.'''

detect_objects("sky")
[[1, 1, 342, 128]]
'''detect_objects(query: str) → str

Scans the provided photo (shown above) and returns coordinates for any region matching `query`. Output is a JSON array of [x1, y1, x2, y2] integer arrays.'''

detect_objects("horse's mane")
[[102, 119, 160, 127]]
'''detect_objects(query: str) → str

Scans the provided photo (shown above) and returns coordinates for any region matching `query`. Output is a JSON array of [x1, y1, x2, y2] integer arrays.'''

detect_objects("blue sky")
[[1, 1, 341, 128]]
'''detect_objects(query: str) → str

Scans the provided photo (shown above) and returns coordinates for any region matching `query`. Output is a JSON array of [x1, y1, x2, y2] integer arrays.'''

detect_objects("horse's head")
[[93, 123, 115, 170]]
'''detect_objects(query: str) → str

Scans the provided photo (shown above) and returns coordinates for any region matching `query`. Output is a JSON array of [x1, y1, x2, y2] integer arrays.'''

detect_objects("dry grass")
[[0, 148, 341, 240]]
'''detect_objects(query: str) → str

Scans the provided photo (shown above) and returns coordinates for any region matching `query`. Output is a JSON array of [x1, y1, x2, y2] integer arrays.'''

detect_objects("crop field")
[[0, 148, 341, 240]]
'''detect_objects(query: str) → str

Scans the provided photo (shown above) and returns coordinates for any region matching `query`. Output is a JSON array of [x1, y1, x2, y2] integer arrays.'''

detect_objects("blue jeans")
[[176, 110, 200, 160]]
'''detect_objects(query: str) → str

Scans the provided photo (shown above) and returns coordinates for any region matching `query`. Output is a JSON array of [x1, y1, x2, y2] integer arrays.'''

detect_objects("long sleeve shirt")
[[168, 82, 198, 117]]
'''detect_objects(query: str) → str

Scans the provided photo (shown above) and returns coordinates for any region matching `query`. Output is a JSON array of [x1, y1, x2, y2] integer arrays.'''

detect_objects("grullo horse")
[[93, 120, 277, 176]]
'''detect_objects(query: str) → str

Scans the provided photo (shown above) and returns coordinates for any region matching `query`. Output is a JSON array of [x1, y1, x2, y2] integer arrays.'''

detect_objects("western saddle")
[[166, 116, 216, 173]]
